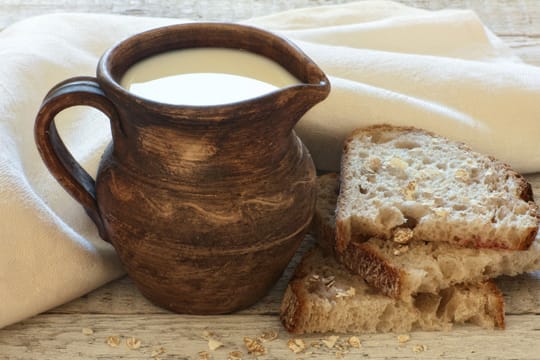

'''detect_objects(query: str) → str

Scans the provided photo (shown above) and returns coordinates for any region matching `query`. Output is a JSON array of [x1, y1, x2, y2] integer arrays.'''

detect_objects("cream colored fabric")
[[1, 1, 540, 328]]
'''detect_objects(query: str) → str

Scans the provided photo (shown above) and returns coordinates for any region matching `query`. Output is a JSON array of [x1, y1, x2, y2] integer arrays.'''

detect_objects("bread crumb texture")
[[280, 247, 505, 334], [338, 125, 538, 250]]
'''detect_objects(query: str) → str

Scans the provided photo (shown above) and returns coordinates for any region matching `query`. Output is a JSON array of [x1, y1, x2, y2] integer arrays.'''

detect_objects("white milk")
[[120, 48, 300, 105]]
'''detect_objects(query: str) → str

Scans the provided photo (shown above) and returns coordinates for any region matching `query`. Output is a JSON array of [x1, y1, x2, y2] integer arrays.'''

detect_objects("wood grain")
[[1, 1, 540, 359], [3, 314, 540, 359]]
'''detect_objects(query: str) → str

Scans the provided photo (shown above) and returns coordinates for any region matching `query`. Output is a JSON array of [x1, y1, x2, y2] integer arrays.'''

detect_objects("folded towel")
[[2, 1, 540, 328]]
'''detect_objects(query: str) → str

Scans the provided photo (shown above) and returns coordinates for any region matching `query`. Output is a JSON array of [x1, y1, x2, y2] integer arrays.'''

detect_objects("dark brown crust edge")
[[484, 280, 506, 329], [499, 160, 539, 250], [280, 280, 306, 334], [338, 240, 405, 299]]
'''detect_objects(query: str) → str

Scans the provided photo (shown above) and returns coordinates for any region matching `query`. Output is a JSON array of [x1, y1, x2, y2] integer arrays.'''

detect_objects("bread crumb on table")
[[258, 329, 279, 342], [347, 336, 361, 348], [227, 350, 243, 360], [243, 336, 266, 356], [412, 344, 428, 353], [288, 338, 306, 353], [322, 335, 340, 349], [126, 336, 141, 350], [81, 327, 94, 336], [397, 334, 411, 344], [208, 337, 224, 351], [105, 335, 121, 347]]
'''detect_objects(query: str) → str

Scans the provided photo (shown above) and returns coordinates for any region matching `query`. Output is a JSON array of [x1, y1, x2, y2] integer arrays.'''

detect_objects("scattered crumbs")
[[412, 344, 428, 353], [105, 335, 121, 347], [258, 329, 279, 342], [348, 336, 361, 348], [208, 338, 224, 351], [288, 338, 306, 354], [322, 335, 340, 349], [126, 337, 141, 350], [227, 350, 243, 360], [335, 351, 345, 359], [81, 327, 94, 336], [310, 340, 321, 349], [397, 334, 411, 344], [151, 346, 166, 357], [198, 350, 211, 360], [243, 337, 266, 356]]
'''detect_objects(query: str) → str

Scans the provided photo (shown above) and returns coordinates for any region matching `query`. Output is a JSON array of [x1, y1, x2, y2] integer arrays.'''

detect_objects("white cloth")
[[2, 1, 540, 328]]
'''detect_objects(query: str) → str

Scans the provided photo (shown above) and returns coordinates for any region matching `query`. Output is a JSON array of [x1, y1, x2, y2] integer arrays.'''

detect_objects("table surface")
[[2, 1, 540, 359]]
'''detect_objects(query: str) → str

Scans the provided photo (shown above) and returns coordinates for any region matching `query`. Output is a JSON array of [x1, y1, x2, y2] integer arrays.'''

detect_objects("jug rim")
[[96, 22, 330, 116]]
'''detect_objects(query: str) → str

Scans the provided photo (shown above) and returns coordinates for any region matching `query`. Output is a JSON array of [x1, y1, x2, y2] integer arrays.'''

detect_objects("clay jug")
[[34, 23, 330, 314]]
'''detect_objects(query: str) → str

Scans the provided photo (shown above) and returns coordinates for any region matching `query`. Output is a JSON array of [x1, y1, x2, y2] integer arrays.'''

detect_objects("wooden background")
[[1, 1, 540, 359]]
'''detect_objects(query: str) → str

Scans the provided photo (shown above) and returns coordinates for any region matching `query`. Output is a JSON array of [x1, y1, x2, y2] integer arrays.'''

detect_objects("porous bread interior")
[[281, 247, 503, 334], [364, 237, 540, 299], [338, 126, 538, 249], [317, 173, 540, 300]]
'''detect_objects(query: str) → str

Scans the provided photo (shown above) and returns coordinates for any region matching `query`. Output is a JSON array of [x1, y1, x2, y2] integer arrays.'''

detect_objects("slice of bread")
[[280, 246, 505, 334], [316, 173, 540, 300], [335, 125, 539, 253]]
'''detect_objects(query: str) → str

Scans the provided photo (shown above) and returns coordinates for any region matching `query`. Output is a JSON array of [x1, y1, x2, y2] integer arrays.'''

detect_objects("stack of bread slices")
[[281, 125, 540, 334]]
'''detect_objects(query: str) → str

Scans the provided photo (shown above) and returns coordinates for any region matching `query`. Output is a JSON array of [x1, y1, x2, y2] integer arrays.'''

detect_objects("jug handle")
[[34, 76, 121, 242]]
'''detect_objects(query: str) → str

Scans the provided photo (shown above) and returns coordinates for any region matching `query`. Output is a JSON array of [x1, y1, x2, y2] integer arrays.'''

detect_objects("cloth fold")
[[1, 1, 540, 328]]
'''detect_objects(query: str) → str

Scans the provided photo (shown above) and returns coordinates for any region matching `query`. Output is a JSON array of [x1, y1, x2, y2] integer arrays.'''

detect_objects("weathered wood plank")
[[2, 313, 540, 360]]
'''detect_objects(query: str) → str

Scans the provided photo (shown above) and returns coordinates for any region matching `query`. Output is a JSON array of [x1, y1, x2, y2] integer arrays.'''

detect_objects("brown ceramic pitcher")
[[34, 23, 330, 314]]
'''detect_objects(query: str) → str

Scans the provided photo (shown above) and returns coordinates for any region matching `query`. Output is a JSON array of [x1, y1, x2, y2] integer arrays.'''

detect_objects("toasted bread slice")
[[335, 125, 538, 252], [280, 247, 504, 334]]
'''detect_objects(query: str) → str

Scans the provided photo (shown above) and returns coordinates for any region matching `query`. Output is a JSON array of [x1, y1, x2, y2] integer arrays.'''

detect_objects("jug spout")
[[268, 38, 331, 131], [282, 79, 330, 132]]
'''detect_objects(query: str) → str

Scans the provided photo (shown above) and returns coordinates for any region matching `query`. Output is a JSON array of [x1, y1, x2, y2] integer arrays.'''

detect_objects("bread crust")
[[280, 281, 305, 334], [280, 247, 505, 333], [316, 171, 540, 303], [338, 240, 403, 299], [483, 280, 506, 330]]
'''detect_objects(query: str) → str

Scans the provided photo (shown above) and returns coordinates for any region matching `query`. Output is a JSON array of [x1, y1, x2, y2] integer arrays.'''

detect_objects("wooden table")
[[1, 1, 540, 359]]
